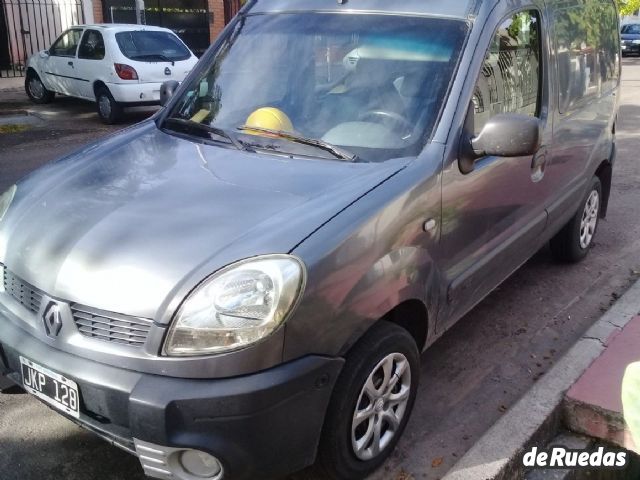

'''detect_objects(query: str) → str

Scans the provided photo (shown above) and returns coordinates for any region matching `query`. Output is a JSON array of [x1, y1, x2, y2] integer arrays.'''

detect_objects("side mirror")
[[459, 113, 541, 174], [471, 113, 541, 158], [160, 80, 180, 107], [40, 50, 50, 58]]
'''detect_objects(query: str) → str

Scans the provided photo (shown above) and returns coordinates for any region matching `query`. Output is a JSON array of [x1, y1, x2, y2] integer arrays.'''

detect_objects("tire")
[[25, 71, 54, 104], [95, 86, 123, 124], [550, 176, 602, 263], [313, 321, 420, 479]]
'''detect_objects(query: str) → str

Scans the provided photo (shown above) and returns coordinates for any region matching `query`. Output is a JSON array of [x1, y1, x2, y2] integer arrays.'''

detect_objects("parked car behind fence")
[[24, 24, 199, 123]]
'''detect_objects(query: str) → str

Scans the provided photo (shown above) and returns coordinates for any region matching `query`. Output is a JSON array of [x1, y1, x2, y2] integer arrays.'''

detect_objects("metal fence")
[[0, 0, 85, 77]]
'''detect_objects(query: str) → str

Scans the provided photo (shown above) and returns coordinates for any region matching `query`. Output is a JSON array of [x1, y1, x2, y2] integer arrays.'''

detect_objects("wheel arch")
[[595, 159, 612, 218], [93, 80, 108, 98], [338, 298, 430, 357], [378, 299, 429, 351]]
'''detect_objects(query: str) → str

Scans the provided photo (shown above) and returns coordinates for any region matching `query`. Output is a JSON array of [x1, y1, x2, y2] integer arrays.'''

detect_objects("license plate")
[[20, 356, 79, 418]]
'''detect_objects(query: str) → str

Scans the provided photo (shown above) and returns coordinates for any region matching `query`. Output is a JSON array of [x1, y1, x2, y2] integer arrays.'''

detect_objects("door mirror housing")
[[471, 113, 541, 158], [40, 50, 50, 58], [160, 80, 180, 107]]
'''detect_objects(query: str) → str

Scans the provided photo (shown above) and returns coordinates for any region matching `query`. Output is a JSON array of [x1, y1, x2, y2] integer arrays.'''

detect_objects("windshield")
[[164, 13, 468, 162], [116, 31, 191, 62], [622, 24, 640, 35]]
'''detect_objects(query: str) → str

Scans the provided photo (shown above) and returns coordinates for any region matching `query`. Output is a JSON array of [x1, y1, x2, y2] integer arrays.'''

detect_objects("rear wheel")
[[314, 321, 419, 479], [96, 87, 123, 124], [25, 71, 54, 104], [550, 176, 602, 263]]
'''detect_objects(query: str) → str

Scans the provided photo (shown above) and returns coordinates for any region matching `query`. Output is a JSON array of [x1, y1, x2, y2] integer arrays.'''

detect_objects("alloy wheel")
[[351, 352, 411, 461], [579, 190, 599, 249]]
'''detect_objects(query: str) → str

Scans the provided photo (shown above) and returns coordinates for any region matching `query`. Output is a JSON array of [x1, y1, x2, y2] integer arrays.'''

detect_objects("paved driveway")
[[1, 60, 640, 480]]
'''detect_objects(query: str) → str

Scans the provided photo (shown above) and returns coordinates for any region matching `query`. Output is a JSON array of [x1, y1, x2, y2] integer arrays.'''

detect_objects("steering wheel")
[[358, 110, 414, 137]]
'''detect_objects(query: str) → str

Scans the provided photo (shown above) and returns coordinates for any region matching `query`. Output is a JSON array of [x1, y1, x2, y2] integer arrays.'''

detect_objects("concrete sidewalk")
[[0, 76, 23, 91], [443, 279, 640, 480]]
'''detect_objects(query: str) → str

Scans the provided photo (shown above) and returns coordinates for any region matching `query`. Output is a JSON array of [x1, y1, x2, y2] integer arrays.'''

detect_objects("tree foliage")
[[618, 0, 640, 16]]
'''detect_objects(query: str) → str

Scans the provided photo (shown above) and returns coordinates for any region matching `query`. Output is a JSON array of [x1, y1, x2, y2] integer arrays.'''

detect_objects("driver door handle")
[[68, 61, 74, 67]]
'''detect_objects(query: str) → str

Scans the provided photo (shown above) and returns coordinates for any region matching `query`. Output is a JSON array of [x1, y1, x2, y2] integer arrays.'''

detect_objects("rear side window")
[[556, 1, 619, 113], [472, 11, 541, 135], [78, 30, 105, 60], [50, 29, 83, 57], [115, 31, 191, 62]]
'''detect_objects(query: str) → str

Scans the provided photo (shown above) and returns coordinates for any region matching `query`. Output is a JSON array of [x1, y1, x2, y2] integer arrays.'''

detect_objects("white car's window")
[[115, 31, 191, 62], [78, 30, 105, 60], [50, 29, 83, 57]]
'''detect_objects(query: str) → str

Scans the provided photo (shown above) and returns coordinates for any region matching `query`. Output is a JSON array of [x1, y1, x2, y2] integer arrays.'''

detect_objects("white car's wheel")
[[96, 87, 123, 124], [25, 71, 55, 104]]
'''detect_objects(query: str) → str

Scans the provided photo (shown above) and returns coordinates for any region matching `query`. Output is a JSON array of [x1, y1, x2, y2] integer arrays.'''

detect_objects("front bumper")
[[622, 43, 640, 54], [0, 316, 343, 479]]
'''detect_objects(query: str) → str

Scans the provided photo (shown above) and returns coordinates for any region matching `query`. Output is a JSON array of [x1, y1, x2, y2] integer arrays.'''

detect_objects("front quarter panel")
[[284, 144, 446, 360]]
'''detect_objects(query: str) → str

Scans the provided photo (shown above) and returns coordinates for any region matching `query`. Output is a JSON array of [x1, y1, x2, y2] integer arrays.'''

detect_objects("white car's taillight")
[[114, 63, 138, 80]]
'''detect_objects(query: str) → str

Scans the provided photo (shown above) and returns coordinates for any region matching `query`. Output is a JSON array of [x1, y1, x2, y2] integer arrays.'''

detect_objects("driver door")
[[45, 28, 83, 96], [438, 9, 552, 331]]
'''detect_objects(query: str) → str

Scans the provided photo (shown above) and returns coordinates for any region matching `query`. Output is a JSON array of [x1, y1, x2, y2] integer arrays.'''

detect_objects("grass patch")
[[0, 124, 30, 134]]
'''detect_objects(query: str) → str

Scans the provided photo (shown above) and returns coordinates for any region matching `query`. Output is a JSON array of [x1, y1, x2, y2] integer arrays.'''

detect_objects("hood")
[[0, 122, 406, 320]]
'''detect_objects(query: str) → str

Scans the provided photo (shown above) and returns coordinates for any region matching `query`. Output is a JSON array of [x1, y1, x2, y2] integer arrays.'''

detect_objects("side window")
[[50, 29, 83, 57], [472, 11, 541, 135], [78, 30, 106, 60], [555, 3, 609, 112]]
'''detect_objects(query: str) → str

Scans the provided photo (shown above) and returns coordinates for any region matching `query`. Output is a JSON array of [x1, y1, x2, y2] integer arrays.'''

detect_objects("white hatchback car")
[[25, 24, 199, 123]]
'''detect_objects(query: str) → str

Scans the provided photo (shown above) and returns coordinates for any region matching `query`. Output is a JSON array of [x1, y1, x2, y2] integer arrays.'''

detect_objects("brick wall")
[[92, 0, 103, 23], [208, 0, 226, 43]]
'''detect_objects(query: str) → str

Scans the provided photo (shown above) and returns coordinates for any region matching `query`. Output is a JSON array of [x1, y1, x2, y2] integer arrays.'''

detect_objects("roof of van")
[[249, 0, 479, 19]]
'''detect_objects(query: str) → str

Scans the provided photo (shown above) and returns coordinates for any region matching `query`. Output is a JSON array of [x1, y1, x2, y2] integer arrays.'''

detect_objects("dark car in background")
[[0, 0, 620, 479], [621, 23, 640, 55]]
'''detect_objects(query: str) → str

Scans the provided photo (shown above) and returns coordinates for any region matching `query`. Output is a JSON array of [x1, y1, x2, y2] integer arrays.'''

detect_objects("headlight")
[[0, 185, 16, 222], [633, 40, 640, 45], [164, 255, 305, 356]]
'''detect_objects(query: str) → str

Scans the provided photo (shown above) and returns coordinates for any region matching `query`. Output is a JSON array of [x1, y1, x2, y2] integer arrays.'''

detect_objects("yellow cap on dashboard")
[[244, 107, 293, 134]]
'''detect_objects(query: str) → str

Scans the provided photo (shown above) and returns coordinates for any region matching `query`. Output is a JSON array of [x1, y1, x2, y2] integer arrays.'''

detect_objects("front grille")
[[71, 305, 152, 347], [0, 264, 43, 314]]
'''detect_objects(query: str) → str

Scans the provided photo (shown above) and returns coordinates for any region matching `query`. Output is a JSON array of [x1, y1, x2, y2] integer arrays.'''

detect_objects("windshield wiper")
[[131, 53, 173, 62], [236, 125, 358, 162], [163, 117, 248, 152]]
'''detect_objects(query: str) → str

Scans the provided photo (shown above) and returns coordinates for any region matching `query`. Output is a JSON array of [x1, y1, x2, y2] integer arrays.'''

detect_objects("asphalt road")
[[1, 59, 640, 480]]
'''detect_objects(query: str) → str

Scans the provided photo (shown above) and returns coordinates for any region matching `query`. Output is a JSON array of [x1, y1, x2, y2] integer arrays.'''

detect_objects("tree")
[[617, 0, 640, 16]]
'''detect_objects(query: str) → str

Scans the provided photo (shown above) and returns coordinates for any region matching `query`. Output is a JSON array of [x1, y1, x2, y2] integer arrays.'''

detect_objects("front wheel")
[[313, 321, 419, 479], [25, 71, 54, 104], [96, 87, 123, 124], [550, 176, 602, 263]]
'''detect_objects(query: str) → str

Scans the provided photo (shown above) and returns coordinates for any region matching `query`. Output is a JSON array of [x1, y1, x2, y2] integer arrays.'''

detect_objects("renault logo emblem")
[[42, 301, 63, 338], [164, 67, 171, 76]]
